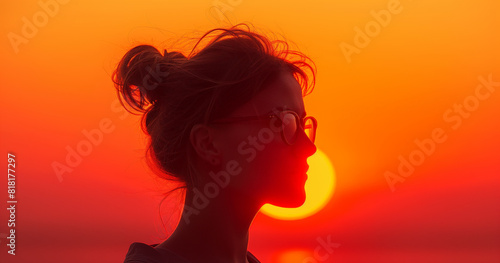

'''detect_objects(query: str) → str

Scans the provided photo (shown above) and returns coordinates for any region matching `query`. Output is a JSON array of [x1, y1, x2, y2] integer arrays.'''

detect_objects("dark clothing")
[[123, 242, 261, 263]]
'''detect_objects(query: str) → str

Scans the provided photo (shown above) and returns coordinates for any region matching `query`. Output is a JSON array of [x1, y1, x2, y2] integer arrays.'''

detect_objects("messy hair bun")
[[113, 45, 187, 111], [112, 22, 316, 191]]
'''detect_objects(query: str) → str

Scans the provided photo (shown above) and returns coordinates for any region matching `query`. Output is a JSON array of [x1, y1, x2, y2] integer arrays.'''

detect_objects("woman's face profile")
[[206, 70, 317, 208]]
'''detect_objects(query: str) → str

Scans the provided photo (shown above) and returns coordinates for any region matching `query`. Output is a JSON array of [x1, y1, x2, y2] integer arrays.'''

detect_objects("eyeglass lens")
[[280, 112, 314, 144]]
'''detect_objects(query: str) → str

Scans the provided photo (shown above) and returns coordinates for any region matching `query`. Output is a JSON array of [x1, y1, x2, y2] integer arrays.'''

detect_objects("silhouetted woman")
[[113, 23, 318, 263]]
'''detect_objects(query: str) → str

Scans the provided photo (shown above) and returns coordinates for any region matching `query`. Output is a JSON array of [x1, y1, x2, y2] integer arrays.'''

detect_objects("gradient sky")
[[1, 0, 499, 262]]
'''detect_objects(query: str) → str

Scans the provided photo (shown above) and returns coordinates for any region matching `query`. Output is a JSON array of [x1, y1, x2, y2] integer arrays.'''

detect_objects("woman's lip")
[[303, 165, 309, 174]]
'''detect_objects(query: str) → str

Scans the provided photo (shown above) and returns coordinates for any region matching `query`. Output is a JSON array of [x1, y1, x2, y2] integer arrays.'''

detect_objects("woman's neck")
[[159, 189, 261, 263]]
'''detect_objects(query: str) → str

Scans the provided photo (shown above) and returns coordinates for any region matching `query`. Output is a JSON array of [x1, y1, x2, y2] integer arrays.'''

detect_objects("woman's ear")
[[190, 124, 221, 165]]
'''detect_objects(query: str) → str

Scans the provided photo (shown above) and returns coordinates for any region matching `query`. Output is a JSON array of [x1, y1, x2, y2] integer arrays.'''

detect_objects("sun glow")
[[261, 149, 336, 220]]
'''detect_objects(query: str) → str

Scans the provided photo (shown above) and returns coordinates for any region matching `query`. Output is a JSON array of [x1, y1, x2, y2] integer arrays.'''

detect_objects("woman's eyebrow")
[[296, 107, 306, 118], [272, 106, 306, 117]]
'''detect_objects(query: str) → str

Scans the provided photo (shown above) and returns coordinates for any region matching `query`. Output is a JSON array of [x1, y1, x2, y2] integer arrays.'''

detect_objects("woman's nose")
[[296, 130, 317, 157]]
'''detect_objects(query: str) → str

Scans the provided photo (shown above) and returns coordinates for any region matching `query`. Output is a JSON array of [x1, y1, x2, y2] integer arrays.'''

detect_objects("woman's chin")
[[269, 189, 306, 208]]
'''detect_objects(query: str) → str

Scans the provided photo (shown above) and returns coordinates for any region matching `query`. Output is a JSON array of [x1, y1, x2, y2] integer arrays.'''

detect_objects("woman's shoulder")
[[246, 250, 261, 263], [123, 242, 261, 263]]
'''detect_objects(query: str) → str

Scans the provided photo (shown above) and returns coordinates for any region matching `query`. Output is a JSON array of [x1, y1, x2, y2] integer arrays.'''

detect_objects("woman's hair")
[[112, 22, 316, 193]]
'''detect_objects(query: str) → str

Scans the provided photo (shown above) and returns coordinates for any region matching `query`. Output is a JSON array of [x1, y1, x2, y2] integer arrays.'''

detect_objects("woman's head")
[[112, 23, 317, 208]]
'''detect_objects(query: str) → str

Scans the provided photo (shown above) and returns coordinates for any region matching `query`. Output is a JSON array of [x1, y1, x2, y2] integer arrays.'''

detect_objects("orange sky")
[[1, 0, 499, 262]]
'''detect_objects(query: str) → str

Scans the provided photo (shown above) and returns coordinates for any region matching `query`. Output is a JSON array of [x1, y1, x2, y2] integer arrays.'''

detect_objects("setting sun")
[[261, 149, 336, 220]]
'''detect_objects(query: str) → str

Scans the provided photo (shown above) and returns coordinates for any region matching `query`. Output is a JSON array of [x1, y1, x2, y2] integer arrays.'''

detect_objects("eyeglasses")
[[210, 110, 317, 145]]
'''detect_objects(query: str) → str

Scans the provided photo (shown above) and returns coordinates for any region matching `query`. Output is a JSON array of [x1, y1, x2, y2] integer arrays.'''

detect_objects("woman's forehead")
[[242, 72, 305, 116], [255, 73, 305, 115]]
